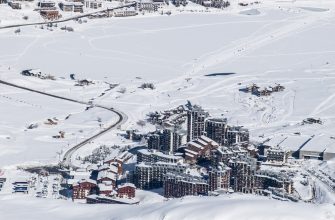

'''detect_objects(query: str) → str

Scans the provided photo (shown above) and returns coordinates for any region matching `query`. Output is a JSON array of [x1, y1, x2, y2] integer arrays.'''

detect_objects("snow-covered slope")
[[1, 0, 335, 219], [0, 193, 334, 220]]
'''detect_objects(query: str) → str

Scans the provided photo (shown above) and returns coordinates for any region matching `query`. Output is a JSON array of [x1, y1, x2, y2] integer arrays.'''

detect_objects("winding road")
[[0, 79, 127, 168]]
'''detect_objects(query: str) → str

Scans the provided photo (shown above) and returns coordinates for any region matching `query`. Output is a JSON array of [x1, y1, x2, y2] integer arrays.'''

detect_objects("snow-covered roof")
[[138, 149, 183, 160], [196, 139, 207, 146], [62, 1, 83, 6], [70, 170, 91, 180], [188, 141, 203, 150], [301, 135, 335, 152], [185, 148, 198, 156], [97, 171, 117, 181], [200, 135, 219, 146], [98, 183, 115, 191], [78, 179, 97, 185], [264, 134, 311, 151], [118, 183, 135, 189], [27, 69, 41, 75], [98, 164, 110, 171], [39, 0, 55, 3], [109, 165, 119, 173], [136, 162, 152, 168], [185, 152, 195, 158]]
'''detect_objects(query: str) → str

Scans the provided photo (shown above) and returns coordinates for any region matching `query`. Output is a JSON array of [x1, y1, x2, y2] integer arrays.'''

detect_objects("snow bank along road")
[[0, 2, 137, 30], [0, 79, 128, 168]]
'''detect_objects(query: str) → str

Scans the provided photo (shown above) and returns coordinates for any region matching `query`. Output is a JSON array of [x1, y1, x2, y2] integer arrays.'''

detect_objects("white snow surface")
[[1, 0, 335, 219], [0, 193, 334, 220]]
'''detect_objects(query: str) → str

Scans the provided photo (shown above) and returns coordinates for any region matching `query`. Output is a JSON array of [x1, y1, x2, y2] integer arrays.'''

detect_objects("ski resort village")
[[0, 0, 335, 219]]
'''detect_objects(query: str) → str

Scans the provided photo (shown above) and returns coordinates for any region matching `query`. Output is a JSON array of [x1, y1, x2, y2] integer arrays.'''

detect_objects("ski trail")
[[311, 92, 335, 116]]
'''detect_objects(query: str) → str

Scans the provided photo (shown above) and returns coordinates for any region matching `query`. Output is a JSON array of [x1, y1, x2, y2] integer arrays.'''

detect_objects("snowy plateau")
[[0, 0, 335, 219]]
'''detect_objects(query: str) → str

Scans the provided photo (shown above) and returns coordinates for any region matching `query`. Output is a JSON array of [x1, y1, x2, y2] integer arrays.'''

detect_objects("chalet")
[[20, 69, 52, 79], [85, 0, 102, 9], [256, 88, 272, 97], [37, 0, 56, 8], [59, 1, 83, 12], [96, 164, 110, 172], [113, 8, 138, 17], [246, 83, 259, 93], [103, 155, 130, 175], [117, 183, 136, 199], [240, 83, 283, 97], [97, 171, 117, 186], [109, 163, 121, 175], [202, 0, 211, 7], [98, 183, 116, 196], [271, 84, 285, 92], [135, 0, 162, 12], [73, 2, 83, 12], [104, 157, 123, 166], [97, 163, 119, 175], [40, 10, 61, 20], [211, 0, 230, 8], [72, 179, 97, 199], [9, 1, 21, 9], [172, 0, 187, 6], [59, 2, 74, 11], [76, 79, 94, 86], [52, 131, 65, 139], [66, 169, 92, 187], [73, 0, 84, 3], [303, 117, 323, 125]]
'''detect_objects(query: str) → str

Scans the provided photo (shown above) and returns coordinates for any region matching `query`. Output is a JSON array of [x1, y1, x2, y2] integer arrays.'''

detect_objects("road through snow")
[[0, 79, 127, 168]]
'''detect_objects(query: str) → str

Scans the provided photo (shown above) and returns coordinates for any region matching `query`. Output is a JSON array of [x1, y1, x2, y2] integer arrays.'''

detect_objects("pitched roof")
[[97, 171, 117, 181], [118, 183, 135, 189]]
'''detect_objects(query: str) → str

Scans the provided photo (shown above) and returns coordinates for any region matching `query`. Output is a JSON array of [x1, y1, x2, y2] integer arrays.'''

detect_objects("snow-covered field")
[[0, 192, 334, 220], [1, 0, 335, 219]]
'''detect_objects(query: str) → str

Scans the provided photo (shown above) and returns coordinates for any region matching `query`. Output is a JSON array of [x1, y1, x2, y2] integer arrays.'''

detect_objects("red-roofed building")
[[117, 183, 136, 199], [72, 179, 97, 199]]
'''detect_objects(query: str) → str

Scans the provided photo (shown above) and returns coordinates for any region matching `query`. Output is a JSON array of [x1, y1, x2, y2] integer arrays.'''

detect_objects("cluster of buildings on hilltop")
[[240, 83, 285, 97], [124, 104, 295, 199]]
